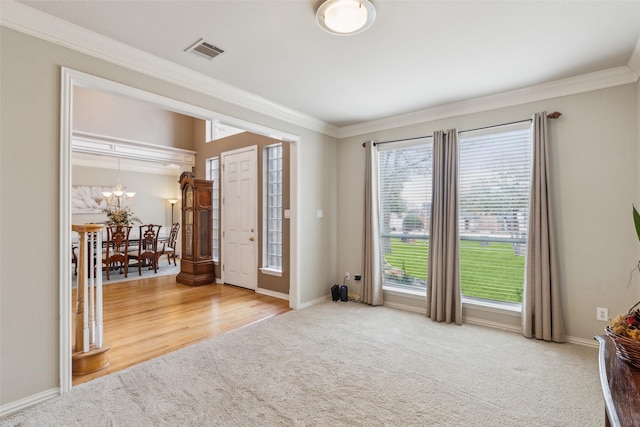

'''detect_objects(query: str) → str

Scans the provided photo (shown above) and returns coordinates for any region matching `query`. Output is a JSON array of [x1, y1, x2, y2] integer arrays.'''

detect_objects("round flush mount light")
[[316, 0, 376, 36]]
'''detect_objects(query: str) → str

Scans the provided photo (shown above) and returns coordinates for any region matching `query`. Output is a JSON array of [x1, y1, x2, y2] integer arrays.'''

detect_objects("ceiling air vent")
[[185, 38, 224, 60]]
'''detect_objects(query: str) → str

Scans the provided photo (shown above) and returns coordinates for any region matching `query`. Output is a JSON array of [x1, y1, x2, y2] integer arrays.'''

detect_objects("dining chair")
[[102, 224, 132, 280], [159, 222, 180, 266], [129, 224, 162, 275], [71, 245, 78, 276]]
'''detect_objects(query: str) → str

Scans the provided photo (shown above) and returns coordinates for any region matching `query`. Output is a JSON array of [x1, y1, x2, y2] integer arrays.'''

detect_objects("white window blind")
[[377, 124, 532, 304], [458, 123, 531, 303], [378, 139, 432, 290]]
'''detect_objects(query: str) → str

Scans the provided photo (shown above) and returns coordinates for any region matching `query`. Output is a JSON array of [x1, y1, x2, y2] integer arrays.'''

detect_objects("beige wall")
[[74, 87, 198, 150], [71, 87, 200, 259], [195, 132, 291, 294], [0, 27, 338, 407], [4, 16, 635, 412], [337, 84, 640, 341], [72, 164, 181, 231]]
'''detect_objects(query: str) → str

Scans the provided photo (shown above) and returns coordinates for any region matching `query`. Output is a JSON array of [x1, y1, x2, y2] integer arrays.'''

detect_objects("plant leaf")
[[634, 205, 640, 243]]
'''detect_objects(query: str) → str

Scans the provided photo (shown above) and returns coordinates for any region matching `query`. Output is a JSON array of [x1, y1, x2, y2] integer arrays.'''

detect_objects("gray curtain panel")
[[522, 112, 566, 342], [426, 129, 461, 324], [362, 141, 383, 306]]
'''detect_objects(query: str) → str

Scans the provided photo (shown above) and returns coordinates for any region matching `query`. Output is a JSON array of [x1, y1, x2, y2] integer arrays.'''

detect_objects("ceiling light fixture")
[[316, 0, 376, 36]]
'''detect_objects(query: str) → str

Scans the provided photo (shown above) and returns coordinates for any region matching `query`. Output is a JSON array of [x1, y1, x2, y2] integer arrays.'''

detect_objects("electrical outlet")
[[345, 272, 350, 280], [597, 307, 609, 322]]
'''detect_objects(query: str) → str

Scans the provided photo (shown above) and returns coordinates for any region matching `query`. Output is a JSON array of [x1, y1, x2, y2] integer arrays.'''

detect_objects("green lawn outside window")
[[383, 237, 525, 303]]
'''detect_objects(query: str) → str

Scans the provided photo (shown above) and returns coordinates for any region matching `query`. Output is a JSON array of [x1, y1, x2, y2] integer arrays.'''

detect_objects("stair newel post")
[[72, 224, 110, 375], [95, 230, 104, 349], [77, 226, 90, 353], [88, 230, 96, 346]]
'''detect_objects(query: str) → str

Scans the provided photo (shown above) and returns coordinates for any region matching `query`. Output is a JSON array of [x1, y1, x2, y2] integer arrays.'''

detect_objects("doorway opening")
[[60, 67, 300, 393]]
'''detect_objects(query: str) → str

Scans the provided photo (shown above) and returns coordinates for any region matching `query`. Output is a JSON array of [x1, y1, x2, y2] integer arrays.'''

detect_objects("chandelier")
[[102, 158, 135, 209]]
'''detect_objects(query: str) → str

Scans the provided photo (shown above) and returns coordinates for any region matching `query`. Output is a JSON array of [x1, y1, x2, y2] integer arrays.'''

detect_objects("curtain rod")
[[361, 111, 562, 147]]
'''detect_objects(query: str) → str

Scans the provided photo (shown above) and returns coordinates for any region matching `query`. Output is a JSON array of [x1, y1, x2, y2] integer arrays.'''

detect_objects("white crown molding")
[[0, 1, 338, 138], [2, 1, 638, 141], [628, 36, 640, 81], [338, 65, 639, 139], [66, 68, 302, 145]]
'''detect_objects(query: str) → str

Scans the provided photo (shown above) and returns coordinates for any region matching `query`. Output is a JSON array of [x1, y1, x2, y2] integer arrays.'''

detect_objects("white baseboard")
[[255, 287, 289, 301], [566, 335, 598, 348], [299, 295, 330, 309], [463, 316, 522, 334], [383, 300, 427, 315], [0, 388, 59, 418], [384, 302, 597, 347]]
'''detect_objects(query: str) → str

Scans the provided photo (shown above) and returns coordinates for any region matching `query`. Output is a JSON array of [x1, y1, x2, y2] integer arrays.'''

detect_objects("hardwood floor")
[[72, 274, 291, 386]]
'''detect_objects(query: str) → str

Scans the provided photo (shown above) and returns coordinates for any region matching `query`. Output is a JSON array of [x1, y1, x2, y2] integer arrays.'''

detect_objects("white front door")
[[222, 146, 257, 290]]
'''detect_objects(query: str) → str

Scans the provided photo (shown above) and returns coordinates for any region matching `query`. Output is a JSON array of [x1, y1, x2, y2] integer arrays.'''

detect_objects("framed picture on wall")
[[72, 185, 110, 214]]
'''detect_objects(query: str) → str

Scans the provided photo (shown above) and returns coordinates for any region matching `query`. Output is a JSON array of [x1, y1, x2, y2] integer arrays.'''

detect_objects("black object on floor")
[[331, 284, 340, 302], [340, 285, 348, 302]]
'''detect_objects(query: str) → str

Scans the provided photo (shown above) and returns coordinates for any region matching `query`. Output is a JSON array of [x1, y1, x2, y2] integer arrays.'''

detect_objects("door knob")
[[249, 237, 254, 241]]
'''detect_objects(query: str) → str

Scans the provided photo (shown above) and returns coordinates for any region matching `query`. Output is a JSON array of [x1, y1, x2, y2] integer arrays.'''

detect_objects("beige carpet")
[[1, 302, 603, 426]]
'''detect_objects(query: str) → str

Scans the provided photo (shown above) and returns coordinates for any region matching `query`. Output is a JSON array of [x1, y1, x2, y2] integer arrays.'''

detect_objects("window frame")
[[458, 122, 532, 306], [377, 122, 532, 312], [205, 156, 220, 263], [261, 143, 283, 274], [378, 137, 432, 293]]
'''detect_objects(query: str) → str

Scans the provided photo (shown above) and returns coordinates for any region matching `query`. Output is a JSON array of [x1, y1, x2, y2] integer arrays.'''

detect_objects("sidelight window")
[[264, 144, 283, 271], [206, 156, 220, 262]]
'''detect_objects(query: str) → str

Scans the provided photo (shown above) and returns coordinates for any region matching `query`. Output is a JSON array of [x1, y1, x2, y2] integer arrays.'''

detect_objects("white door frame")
[[59, 68, 301, 394], [220, 145, 258, 290]]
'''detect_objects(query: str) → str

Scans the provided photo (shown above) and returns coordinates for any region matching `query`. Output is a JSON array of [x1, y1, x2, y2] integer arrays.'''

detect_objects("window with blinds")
[[458, 123, 531, 304], [377, 123, 532, 305], [378, 138, 432, 291]]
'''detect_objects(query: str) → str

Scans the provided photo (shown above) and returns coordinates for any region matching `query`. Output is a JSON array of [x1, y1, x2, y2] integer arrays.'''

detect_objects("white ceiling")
[[12, 1, 640, 128]]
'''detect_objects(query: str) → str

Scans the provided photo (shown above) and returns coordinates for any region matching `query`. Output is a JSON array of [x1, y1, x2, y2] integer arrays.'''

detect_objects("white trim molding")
[[59, 67, 302, 396], [338, 65, 639, 138], [260, 268, 283, 278], [3, 1, 639, 141], [628, 36, 640, 81], [0, 0, 338, 138], [72, 131, 196, 167], [566, 336, 599, 348], [59, 66, 74, 395], [255, 287, 289, 301], [382, 301, 599, 348], [299, 295, 331, 310], [0, 388, 60, 418]]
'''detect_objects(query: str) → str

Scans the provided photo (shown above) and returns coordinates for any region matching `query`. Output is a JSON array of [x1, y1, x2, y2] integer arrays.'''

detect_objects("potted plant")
[[103, 205, 141, 226], [606, 206, 640, 367]]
